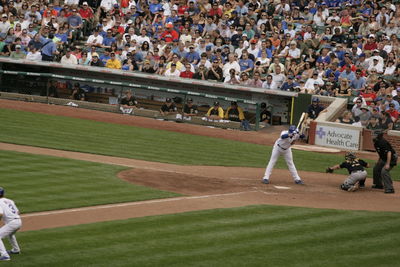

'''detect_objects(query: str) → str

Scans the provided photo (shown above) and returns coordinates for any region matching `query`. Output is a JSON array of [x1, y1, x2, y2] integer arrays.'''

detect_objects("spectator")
[[71, 83, 86, 101], [336, 110, 354, 124], [281, 76, 298, 91], [366, 115, 382, 134], [67, 9, 83, 42], [270, 65, 286, 90], [193, 64, 207, 80], [105, 52, 121, 69], [358, 105, 372, 126], [90, 53, 104, 67], [360, 86, 376, 106], [40, 33, 58, 61], [206, 59, 223, 82], [384, 94, 399, 111], [380, 111, 394, 131], [222, 53, 240, 78], [25, 46, 41, 61], [206, 101, 224, 120], [262, 75, 275, 90], [387, 103, 399, 123], [164, 63, 180, 77], [224, 68, 240, 84], [60, 49, 78, 65], [142, 59, 155, 73], [180, 62, 194, 78], [9, 44, 25, 59], [87, 27, 103, 47], [352, 98, 364, 118]]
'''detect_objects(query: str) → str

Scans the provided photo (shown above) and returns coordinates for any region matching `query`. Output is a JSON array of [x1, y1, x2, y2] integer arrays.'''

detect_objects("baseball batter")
[[326, 152, 369, 192], [262, 125, 305, 184], [0, 187, 21, 261]]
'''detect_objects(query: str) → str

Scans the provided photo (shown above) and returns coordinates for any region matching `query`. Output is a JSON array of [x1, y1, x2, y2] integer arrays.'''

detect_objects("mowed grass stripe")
[[2, 108, 399, 178], [12, 205, 400, 266], [0, 150, 179, 213]]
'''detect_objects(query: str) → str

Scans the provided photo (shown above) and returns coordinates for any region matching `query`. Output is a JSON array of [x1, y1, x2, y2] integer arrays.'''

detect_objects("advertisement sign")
[[314, 124, 361, 150]]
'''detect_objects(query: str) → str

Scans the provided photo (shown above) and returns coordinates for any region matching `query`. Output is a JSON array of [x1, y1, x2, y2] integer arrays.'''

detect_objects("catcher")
[[326, 152, 369, 192]]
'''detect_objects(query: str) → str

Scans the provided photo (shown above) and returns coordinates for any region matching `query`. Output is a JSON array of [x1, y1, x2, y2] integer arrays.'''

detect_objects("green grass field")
[[9, 205, 400, 266], [0, 150, 179, 213], [1, 108, 397, 179]]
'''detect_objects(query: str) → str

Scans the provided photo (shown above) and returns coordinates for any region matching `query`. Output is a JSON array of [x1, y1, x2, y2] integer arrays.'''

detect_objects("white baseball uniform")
[[0, 198, 21, 257], [262, 130, 302, 182]]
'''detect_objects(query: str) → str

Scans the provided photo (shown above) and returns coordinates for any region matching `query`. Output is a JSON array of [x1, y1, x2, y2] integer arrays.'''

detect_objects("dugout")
[[0, 58, 303, 128]]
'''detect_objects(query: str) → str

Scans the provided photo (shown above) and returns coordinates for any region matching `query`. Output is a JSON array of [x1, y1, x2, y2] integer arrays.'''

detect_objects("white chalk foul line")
[[22, 190, 274, 218]]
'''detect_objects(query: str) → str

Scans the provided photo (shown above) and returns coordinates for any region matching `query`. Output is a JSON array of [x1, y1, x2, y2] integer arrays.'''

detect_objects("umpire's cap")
[[0, 187, 4, 197]]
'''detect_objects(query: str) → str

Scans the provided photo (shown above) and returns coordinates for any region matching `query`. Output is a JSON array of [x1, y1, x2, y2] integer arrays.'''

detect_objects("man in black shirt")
[[182, 98, 198, 119], [160, 97, 178, 117], [306, 97, 325, 120], [260, 102, 271, 126], [327, 152, 369, 192], [206, 60, 223, 81], [90, 53, 104, 67], [120, 90, 138, 114], [71, 83, 86, 101], [372, 132, 397, 193]]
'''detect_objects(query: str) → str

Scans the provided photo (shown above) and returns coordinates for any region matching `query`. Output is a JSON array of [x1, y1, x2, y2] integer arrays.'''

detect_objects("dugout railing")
[[0, 69, 261, 130]]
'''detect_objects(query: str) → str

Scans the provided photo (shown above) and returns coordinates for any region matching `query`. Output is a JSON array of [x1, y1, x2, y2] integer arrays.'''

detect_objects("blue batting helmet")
[[289, 125, 297, 133], [312, 97, 320, 102]]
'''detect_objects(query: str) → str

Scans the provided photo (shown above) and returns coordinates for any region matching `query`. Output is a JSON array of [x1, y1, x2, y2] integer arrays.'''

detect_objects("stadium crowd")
[[1, 0, 400, 128]]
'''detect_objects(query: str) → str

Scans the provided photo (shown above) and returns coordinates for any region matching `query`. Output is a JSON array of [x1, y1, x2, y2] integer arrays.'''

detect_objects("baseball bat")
[[297, 112, 305, 132]]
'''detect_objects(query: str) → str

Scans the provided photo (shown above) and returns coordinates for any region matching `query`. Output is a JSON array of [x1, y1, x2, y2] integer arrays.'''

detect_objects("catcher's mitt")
[[326, 167, 334, 173]]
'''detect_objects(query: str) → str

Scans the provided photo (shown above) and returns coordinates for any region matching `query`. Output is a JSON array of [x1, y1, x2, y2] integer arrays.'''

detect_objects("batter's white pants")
[[0, 219, 21, 257], [263, 145, 301, 181]]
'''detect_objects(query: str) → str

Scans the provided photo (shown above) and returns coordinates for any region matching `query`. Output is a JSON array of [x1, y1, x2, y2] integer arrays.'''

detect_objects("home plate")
[[274, 186, 291, 190]]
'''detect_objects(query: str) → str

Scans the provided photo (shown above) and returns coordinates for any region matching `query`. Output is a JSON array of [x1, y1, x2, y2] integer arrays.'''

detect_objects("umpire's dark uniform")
[[373, 134, 397, 193]]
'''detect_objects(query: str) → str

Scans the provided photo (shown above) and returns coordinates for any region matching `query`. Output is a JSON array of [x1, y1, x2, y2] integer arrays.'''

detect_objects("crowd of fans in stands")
[[1, 0, 400, 128]]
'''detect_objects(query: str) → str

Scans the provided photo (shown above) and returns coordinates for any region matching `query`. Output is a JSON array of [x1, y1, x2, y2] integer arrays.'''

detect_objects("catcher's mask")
[[345, 152, 356, 161]]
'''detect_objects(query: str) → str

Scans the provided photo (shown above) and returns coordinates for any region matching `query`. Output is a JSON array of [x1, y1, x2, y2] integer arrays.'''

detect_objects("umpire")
[[373, 132, 397, 194]]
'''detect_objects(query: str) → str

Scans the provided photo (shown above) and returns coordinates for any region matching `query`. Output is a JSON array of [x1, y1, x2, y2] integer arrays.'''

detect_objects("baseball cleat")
[[262, 179, 270, 184], [7, 250, 20, 255], [372, 184, 384, 189], [294, 180, 304, 185], [0, 256, 10, 261], [384, 189, 395, 194], [347, 184, 359, 192]]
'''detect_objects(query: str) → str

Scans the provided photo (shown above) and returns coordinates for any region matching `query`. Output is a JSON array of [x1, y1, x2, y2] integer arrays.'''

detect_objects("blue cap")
[[312, 97, 320, 102], [0, 187, 4, 196], [289, 125, 297, 133]]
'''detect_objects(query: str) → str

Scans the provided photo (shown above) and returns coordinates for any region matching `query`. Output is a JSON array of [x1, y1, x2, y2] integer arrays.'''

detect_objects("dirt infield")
[[1, 99, 396, 233]]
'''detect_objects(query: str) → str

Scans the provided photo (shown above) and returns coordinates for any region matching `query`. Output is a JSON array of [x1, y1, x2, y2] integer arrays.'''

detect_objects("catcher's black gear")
[[345, 152, 356, 161], [326, 167, 334, 173]]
